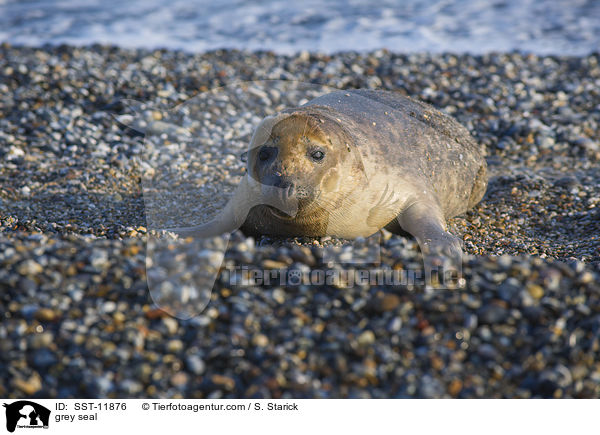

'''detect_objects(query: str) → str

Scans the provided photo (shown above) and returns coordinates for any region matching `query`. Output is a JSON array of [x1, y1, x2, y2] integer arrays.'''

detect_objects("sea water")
[[0, 0, 598, 55]]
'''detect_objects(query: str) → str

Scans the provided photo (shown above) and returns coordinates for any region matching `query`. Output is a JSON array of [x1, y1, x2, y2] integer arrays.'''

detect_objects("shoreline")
[[2, 41, 600, 59]]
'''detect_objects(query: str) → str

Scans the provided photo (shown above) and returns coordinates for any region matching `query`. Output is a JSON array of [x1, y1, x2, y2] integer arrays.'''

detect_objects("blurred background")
[[0, 0, 599, 55]]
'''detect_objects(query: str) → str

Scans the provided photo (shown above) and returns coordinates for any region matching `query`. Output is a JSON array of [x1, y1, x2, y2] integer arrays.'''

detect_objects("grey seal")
[[169, 89, 487, 265]]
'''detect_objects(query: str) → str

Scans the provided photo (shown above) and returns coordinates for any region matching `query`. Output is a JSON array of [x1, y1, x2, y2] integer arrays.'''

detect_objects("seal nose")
[[277, 178, 296, 197], [275, 178, 291, 189], [270, 173, 295, 197], [268, 171, 292, 188]]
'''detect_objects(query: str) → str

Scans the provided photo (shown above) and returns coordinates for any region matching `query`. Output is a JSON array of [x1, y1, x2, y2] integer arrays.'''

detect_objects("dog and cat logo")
[[3, 401, 50, 432]]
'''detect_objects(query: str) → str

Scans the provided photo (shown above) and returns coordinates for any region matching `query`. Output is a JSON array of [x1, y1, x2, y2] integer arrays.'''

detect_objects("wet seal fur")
[[170, 89, 487, 266]]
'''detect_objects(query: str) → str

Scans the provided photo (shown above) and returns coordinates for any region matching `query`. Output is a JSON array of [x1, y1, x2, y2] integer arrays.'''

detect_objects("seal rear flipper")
[[397, 200, 464, 289]]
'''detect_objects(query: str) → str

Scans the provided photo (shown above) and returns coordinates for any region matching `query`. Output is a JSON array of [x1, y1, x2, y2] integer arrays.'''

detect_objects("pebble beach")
[[1, 44, 599, 398]]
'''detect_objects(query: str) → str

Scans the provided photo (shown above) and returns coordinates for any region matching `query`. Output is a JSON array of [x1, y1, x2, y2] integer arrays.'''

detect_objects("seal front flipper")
[[162, 175, 300, 238], [397, 200, 463, 289], [164, 175, 256, 238]]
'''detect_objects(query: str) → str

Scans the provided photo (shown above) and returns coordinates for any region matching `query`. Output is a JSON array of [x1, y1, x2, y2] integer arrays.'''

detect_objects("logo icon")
[[3, 401, 50, 433]]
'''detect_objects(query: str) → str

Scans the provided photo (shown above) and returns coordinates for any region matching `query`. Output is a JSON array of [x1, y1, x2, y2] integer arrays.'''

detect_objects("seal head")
[[245, 110, 365, 231]]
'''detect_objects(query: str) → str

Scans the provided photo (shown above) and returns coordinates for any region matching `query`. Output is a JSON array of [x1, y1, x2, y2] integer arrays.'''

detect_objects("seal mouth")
[[261, 183, 321, 221], [267, 205, 295, 220], [264, 184, 299, 220]]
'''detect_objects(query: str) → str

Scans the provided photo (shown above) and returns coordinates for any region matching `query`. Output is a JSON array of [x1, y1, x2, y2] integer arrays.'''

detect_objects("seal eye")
[[310, 150, 325, 162], [258, 146, 276, 162]]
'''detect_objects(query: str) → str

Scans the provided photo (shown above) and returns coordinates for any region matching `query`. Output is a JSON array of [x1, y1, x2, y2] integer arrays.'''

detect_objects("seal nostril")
[[286, 183, 296, 197]]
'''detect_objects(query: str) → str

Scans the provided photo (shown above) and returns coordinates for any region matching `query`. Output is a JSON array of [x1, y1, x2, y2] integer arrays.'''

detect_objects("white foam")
[[0, 0, 598, 54]]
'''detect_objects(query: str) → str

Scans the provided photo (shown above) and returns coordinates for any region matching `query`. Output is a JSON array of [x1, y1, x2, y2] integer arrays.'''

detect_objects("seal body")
[[240, 89, 487, 240], [171, 89, 487, 263]]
